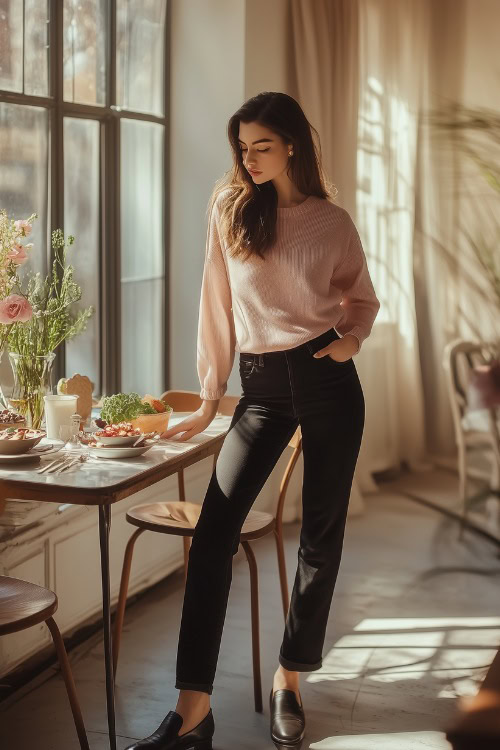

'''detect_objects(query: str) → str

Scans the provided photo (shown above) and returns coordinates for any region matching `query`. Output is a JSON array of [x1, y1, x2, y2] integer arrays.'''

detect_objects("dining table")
[[0, 411, 232, 750]]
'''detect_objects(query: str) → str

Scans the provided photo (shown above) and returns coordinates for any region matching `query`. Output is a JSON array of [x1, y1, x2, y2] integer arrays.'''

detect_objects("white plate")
[[0, 441, 63, 463], [88, 444, 153, 459]]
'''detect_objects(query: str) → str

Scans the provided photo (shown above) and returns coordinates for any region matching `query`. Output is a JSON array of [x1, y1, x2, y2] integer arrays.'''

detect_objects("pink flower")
[[14, 219, 32, 237], [0, 295, 33, 324], [6, 243, 29, 265]]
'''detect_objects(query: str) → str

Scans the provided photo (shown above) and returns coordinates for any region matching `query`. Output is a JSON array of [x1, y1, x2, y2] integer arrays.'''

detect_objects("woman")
[[126, 91, 380, 750]]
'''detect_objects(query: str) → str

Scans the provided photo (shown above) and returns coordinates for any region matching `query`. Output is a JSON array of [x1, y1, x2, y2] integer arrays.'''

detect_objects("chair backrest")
[[443, 338, 496, 436], [160, 390, 203, 412], [160, 391, 251, 418]]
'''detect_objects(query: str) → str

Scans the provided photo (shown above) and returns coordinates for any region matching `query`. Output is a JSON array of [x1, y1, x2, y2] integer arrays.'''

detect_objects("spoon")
[[132, 433, 160, 447]]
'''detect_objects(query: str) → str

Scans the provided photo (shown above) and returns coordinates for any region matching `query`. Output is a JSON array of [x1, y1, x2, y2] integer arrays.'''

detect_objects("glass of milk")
[[43, 395, 78, 440]]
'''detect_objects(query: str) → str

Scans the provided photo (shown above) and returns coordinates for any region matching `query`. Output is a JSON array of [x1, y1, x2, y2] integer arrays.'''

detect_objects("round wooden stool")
[[0, 576, 89, 749]]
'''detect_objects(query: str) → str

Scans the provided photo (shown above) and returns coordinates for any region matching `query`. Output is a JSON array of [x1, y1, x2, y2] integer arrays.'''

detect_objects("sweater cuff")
[[200, 385, 227, 400], [340, 327, 365, 355]]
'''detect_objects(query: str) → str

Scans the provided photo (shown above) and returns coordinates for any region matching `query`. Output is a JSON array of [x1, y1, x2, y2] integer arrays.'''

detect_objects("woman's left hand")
[[313, 334, 359, 362]]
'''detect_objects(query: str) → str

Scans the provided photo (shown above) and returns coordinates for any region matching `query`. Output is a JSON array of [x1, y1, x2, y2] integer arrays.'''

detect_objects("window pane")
[[64, 118, 101, 394], [0, 0, 49, 95], [0, 103, 49, 278], [121, 279, 163, 396], [120, 119, 164, 395], [0, 0, 23, 92], [116, 0, 166, 116], [63, 0, 107, 105], [24, 0, 50, 96]]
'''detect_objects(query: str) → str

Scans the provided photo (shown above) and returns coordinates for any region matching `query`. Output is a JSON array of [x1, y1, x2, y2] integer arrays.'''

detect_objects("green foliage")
[[7, 228, 94, 356], [100, 393, 156, 424], [427, 103, 500, 312]]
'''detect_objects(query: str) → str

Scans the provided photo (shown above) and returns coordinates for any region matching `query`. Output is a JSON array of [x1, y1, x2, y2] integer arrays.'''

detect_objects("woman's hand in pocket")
[[313, 334, 359, 362]]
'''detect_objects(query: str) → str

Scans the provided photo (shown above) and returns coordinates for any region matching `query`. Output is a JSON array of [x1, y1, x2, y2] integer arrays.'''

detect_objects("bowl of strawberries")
[[93, 422, 143, 446]]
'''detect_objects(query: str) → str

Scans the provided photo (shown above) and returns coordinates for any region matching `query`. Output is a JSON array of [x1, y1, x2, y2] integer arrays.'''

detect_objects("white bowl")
[[0, 430, 46, 455], [92, 433, 143, 446]]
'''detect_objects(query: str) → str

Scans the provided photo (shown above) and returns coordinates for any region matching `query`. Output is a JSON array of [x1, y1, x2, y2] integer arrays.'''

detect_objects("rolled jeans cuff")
[[175, 680, 213, 695], [278, 653, 322, 672]]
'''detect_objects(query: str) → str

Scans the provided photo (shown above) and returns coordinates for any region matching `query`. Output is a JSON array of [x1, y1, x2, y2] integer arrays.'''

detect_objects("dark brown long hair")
[[208, 91, 337, 262]]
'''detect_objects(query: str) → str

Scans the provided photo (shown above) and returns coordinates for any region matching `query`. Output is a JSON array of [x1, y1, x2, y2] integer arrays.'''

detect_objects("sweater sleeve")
[[196, 196, 236, 400], [332, 213, 380, 354]]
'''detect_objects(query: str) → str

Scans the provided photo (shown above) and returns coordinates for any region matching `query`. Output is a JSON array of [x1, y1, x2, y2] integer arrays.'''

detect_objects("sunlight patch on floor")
[[309, 730, 448, 749], [307, 616, 498, 697]]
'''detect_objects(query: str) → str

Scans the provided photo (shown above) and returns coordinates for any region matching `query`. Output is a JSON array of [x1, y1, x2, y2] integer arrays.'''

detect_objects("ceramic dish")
[[130, 411, 171, 434], [0, 419, 26, 430], [0, 429, 46, 455], [91, 433, 144, 446], [0, 441, 63, 464], [0, 452, 42, 464], [0, 409, 26, 430], [88, 444, 153, 459]]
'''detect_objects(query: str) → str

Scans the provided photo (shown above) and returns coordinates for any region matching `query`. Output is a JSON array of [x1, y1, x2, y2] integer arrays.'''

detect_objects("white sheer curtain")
[[355, 0, 428, 466], [289, 0, 428, 469], [289, 0, 359, 216]]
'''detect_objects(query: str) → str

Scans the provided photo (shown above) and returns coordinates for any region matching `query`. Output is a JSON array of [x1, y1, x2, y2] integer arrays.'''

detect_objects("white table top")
[[0, 413, 232, 494]]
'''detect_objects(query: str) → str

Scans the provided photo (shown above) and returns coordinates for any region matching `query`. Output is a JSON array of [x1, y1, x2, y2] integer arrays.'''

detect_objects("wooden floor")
[[1, 468, 499, 749]]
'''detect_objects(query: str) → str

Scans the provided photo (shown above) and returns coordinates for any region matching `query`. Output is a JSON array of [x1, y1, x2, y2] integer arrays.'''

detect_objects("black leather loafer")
[[270, 688, 305, 748], [124, 708, 214, 750]]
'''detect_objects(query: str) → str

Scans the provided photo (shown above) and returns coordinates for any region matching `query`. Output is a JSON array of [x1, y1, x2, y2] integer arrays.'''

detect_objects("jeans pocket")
[[239, 355, 255, 377], [324, 353, 352, 366]]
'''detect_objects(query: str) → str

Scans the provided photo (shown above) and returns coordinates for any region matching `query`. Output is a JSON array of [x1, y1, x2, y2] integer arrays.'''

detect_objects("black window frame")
[[0, 0, 171, 396]]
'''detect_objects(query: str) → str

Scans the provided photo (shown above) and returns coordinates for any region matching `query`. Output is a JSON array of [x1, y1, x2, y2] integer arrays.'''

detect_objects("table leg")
[[99, 504, 117, 750]]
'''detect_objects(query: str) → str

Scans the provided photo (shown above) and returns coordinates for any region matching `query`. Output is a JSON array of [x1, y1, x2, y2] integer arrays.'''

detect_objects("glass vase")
[[8, 352, 56, 429], [0, 350, 9, 411]]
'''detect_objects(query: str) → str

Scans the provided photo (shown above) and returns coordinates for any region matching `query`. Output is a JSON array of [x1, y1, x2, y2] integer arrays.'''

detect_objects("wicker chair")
[[443, 339, 500, 533]]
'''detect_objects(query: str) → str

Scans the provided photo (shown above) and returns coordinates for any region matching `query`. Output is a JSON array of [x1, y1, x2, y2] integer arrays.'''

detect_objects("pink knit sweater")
[[197, 193, 380, 400]]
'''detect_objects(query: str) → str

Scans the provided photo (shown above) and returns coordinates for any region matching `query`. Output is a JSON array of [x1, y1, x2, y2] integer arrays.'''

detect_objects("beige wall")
[[168, 0, 291, 398], [462, 0, 500, 108], [457, 0, 500, 347], [168, 0, 245, 397]]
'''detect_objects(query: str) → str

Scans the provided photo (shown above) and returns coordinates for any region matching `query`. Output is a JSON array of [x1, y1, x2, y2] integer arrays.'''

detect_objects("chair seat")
[[0, 576, 57, 636], [126, 501, 275, 541], [461, 408, 500, 435]]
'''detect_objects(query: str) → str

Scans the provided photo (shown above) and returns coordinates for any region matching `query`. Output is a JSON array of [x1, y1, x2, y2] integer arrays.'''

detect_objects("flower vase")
[[0, 350, 9, 410], [8, 352, 56, 429]]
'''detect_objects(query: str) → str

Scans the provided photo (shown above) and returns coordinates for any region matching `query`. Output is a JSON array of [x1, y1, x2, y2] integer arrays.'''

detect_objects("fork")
[[37, 455, 72, 474], [55, 454, 88, 474], [37, 453, 81, 475]]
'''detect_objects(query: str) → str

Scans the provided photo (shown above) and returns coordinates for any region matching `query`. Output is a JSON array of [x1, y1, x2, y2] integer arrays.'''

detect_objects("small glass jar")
[[70, 413, 82, 437]]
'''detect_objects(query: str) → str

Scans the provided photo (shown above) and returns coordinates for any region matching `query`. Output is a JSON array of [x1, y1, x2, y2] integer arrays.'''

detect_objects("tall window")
[[0, 0, 169, 397]]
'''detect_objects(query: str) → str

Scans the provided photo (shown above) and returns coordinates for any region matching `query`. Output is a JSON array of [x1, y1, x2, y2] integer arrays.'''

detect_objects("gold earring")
[[288, 150, 293, 156]]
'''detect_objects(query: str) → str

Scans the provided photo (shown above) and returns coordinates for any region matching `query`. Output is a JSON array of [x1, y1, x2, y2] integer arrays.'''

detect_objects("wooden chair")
[[0, 576, 89, 750], [443, 339, 500, 534], [112, 390, 303, 713]]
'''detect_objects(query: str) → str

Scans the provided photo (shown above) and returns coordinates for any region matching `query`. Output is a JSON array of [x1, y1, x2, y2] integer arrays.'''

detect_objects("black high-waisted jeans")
[[175, 326, 365, 695]]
